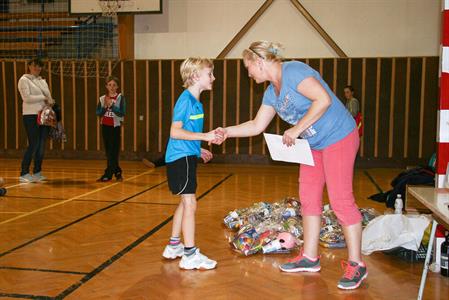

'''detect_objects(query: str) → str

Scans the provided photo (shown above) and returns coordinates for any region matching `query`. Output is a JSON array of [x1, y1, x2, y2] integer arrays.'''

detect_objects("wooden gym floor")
[[0, 158, 447, 300]]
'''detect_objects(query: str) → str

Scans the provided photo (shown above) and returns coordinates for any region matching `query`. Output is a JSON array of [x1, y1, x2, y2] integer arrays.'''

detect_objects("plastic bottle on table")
[[394, 194, 403, 214]]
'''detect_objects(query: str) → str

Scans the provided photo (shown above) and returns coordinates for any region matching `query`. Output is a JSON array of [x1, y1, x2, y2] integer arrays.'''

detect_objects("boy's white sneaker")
[[162, 244, 184, 259], [179, 249, 217, 270]]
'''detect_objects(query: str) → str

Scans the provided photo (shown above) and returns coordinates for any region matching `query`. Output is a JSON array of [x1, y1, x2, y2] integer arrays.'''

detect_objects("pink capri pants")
[[299, 128, 362, 226]]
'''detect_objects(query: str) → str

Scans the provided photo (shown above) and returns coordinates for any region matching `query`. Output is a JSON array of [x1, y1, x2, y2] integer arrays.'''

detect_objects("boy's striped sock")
[[168, 237, 181, 247], [184, 246, 197, 256]]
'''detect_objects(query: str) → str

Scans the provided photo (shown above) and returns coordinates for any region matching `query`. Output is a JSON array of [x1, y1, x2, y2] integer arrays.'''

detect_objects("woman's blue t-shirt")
[[262, 61, 355, 150]]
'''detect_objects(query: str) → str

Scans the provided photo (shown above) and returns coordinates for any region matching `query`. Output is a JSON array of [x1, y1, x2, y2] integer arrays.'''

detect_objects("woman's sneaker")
[[337, 260, 368, 290], [162, 244, 184, 259], [179, 249, 217, 270], [279, 250, 321, 273], [19, 173, 35, 183]]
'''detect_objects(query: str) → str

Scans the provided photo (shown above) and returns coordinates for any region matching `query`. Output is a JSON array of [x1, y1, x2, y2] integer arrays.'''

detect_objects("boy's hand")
[[206, 128, 225, 145], [203, 130, 217, 143], [211, 127, 227, 145], [200, 148, 213, 163]]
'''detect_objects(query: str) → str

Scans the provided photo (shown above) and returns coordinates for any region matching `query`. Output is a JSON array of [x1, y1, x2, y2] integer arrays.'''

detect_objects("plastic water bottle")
[[394, 194, 403, 214], [441, 234, 449, 277]]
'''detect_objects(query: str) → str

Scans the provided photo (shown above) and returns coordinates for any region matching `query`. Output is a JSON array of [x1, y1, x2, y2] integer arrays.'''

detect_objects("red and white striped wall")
[[438, 1, 449, 187]]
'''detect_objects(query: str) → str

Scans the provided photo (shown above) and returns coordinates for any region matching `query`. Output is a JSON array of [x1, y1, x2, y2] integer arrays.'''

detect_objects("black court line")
[[0, 293, 51, 299], [73, 199, 179, 206], [55, 173, 233, 300], [0, 266, 88, 275], [363, 170, 383, 193], [0, 180, 167, 259]]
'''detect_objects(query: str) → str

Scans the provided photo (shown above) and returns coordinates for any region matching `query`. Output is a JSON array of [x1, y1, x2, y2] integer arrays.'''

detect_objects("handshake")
[[205, 127, 227, 145]]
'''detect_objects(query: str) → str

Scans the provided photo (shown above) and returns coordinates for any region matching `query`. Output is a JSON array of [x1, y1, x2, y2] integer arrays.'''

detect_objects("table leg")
[[417, 219, 438, 300]]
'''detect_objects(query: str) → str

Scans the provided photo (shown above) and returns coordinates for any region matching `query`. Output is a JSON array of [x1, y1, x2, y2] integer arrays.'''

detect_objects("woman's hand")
[[212, 127, 227, 145], [45, 96, 55, 106], [200, 148, 213, 163], [282, 126, 301, 147]]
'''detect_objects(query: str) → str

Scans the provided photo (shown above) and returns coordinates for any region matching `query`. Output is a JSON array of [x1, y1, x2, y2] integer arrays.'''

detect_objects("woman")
[[18, 58, 54, 183], [216, 41, 367, 290]]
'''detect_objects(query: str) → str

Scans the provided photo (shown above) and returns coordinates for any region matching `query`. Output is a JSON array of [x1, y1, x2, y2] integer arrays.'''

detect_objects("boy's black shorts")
[[166, 155, 197, 195]]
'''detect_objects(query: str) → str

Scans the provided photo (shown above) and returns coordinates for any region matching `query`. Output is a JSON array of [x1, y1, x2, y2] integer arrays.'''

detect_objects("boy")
[[162, 57, 221, 270]]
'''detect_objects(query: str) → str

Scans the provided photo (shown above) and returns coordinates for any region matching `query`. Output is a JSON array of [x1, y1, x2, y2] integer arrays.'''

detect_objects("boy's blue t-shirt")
[[262, 61, 356, 150], [165, 89, 204, 163]]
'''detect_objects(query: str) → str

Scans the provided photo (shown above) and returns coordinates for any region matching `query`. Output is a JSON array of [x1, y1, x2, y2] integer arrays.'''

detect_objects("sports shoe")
[[19, 173, 35, 183], [115, 171, 123, 182], [279, 250, 321, 273], [97, 174, 112, 182], [162, 243, 184, 259], [142, 158, 155, 168], [179, 249, 217, 270], [337, 260, 368, 290], [32, 172, 47, 182]]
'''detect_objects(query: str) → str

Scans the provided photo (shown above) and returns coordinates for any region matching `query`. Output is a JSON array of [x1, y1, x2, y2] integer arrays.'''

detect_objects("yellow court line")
[[0, 170, 154, 226], [1, 172, 158, 188], [4, 183, 28, 189]]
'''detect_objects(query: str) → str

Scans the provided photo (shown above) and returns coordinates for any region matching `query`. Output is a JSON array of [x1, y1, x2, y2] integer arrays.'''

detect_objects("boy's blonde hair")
[[180, 57, 214, 88], [242, 40, 283, 63]]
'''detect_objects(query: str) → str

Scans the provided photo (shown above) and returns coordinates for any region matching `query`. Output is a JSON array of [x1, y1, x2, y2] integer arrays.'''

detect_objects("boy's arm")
[[96, 101, 106, 116], [170, 121, 216, 142]]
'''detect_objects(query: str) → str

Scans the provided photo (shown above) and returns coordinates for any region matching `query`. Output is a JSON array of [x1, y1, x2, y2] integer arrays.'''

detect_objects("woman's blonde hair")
[[242, 41, 284, 62], [180, 57, 214, 88]]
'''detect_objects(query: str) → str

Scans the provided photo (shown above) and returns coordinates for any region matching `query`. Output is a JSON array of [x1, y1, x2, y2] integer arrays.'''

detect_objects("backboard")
[[69, 0, 162, 15]]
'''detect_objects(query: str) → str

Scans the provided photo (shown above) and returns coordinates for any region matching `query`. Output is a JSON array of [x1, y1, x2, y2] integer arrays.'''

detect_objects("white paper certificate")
[[263, 133, 315, 166]]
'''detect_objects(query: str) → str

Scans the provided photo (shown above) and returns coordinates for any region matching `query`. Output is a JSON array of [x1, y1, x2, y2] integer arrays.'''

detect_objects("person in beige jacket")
[[17, 58, 54, 183]]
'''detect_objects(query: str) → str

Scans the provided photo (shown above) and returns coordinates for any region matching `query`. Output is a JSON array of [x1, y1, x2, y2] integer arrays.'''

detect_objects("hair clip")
[[248, 48, 264, 59], [269, 47, 279, 55]]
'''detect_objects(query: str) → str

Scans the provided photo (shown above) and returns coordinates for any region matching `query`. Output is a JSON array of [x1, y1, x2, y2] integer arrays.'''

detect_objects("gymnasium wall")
[[134, 0, 440, 59], [0, 57, 438, 167]]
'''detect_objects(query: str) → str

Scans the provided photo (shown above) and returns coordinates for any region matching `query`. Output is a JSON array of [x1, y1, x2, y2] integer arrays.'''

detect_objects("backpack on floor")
[[368, 166, 435, 208]]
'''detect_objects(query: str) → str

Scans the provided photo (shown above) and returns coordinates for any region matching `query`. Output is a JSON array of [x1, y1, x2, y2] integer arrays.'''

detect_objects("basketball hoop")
[[98, 0, 127, 17]]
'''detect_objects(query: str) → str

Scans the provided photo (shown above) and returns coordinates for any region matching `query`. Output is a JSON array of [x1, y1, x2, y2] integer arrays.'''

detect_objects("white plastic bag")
[[362, 214, 431, 255]]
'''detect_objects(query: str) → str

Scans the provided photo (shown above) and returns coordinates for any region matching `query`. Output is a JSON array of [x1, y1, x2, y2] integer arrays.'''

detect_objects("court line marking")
[[0, 180, 167, 258], [55, 173, 233, 299], [0, 266, 88, 275], [0, 170, 153, 226], [363, 170, 383, 193], [0, 169, 149, 175], [0, 292, 51, 299], [73, 199, 179, 206], [3, 182, 29, 189]]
